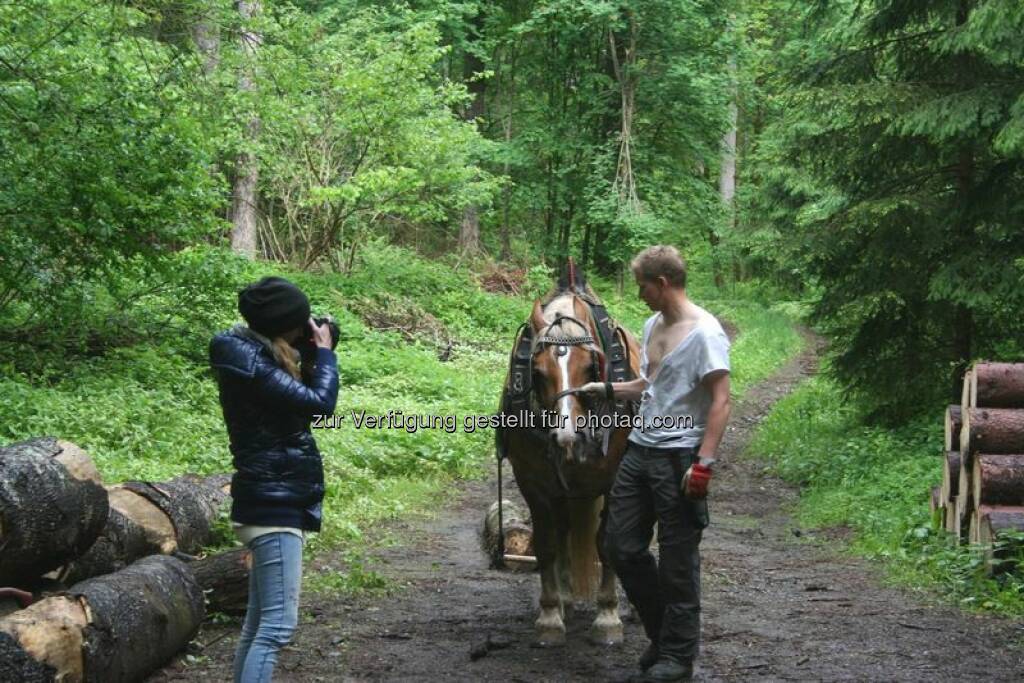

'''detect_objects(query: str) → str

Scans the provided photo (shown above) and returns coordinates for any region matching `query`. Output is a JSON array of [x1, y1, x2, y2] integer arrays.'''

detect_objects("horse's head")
[[529, 293, 606, 464]]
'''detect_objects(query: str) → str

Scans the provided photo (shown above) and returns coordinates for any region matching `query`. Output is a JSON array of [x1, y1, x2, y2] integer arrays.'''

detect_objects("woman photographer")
[[209, 276, 338, 683]]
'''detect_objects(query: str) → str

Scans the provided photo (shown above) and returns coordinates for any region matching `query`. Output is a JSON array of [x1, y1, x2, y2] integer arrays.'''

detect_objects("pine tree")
[[749, 0, 1024, 419]]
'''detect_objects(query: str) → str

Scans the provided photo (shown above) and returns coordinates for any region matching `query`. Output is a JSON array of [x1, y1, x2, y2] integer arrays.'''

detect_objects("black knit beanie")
[[238, 276, 310, 337]]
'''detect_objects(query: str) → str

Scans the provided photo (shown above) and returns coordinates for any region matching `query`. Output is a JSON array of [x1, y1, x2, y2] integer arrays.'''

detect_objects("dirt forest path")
[[156, 336, 1024, 682]]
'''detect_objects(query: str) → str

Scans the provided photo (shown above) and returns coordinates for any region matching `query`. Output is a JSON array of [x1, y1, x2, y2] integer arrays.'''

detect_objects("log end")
[[0, 595, 87, 680]]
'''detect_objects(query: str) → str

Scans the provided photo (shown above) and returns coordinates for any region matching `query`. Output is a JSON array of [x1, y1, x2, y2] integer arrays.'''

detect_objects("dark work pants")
[[604, 442, 708, 663]]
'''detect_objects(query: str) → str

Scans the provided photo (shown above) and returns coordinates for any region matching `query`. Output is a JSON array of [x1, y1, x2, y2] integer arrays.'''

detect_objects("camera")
[[304, 315, 340, 350]]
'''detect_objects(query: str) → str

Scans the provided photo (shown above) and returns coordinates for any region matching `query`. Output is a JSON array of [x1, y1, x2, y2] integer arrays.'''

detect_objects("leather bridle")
[[533, 313, 606, 405]]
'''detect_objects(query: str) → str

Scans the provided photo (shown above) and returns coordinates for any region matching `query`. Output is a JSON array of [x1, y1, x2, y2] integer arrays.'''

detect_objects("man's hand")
[[681, 462, 712, 499], [578, 381, 612, 400]]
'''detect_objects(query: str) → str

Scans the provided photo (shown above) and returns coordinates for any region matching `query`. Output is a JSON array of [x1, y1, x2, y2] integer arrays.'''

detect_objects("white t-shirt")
[[628, 310, 731, 448]]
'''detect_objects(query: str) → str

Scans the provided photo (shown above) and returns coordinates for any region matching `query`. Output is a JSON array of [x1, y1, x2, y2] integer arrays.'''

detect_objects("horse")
[[497, 264, 640, 645]]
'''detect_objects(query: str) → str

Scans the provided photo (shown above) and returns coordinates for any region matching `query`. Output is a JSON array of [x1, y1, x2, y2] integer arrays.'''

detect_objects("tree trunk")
[[609, 11, 640, 214], [960, 408, 1024, 459], [482, 500, 533, 565], [230, 0, 262, 258], [944, 404, 962, 452], [57, 474, 231, 584], [499, 60, 515, 262], [458, 205, 481, 255], [191, 5, 220, 75], [716, 55, 738, 290], [190, 549, 251, 615], [970, 363, 1024, 408], [0, 438, 108, 587], [972, 454, 1024, 507], [0, 555, 203, 682], [457, 8, 486, 256]]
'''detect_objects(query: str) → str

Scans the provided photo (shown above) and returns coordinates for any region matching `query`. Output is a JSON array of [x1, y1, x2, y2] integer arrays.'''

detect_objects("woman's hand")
[[310, 318, 332, 349]]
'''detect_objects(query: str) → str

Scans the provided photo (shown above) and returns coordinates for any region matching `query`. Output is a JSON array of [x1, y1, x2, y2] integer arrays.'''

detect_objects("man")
[[581, 245, 731, 682]]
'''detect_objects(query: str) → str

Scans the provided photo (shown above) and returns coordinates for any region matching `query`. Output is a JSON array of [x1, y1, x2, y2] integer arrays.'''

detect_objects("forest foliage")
[[737, 0, 1024, 418], [4, 1, 1021, 420], [3, 0, 1024, 607]]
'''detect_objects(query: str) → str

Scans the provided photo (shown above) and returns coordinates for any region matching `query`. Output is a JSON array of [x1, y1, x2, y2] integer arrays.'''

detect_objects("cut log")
[[970, 362, 1024, 408], [121, 474, 230, 554], [940, 451, 961, 506], [0, 438, 108, 586], [953, 495, 963, 540], [929, 486, 944, 529], [972, 454, 1024, 507], [57, 474, 231, 584], [957, 455, 971, 531], [973, 504, 1024, 575], [72, 555, 204, 681], [0, 555, 203, 682], [190, 549, 251, 615], [944, 405, 962, 452], [945, 497, 957, 534], [482, 500, 533, 565], [953, 493, 973, 542], [0, 595, 88, 681], [959, 408, 1024, 459], [961, 368, 973, 414]]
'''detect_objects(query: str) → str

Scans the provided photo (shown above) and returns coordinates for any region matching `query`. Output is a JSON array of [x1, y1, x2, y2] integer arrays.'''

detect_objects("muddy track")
[[155, 335, 1024, 682]]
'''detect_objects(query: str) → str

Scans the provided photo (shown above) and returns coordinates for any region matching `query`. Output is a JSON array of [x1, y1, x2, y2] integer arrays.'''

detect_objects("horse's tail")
[[567, 496, 602, 600]]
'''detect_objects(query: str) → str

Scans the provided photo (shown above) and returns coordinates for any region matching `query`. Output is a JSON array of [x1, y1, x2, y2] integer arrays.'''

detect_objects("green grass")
[[750, 375, 1024, 616], [0, 244, 805, 594]]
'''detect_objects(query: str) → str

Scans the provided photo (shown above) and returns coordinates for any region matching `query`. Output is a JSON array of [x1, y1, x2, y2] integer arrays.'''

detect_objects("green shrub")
[[751, 376, 1024, 616]]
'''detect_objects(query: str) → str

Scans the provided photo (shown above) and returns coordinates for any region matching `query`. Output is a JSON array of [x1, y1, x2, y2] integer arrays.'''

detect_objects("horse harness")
[[499, 296, 635, 457], [492, 295, 635, 568]]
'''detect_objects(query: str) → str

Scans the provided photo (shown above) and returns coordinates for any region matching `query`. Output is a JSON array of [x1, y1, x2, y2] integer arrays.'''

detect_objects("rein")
[[552, 386, 596, 402]]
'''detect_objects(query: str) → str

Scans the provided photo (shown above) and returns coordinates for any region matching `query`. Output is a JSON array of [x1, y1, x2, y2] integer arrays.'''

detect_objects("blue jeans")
[[234, 532, 303, 683]]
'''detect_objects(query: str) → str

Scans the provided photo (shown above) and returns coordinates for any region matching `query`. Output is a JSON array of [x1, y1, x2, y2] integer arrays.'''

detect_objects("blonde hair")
[[271, 337, 302, 380], [630, 245, 687, 288]]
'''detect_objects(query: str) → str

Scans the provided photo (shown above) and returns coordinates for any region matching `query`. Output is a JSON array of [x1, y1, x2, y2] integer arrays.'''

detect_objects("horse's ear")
[[530, 300, 546, 332]]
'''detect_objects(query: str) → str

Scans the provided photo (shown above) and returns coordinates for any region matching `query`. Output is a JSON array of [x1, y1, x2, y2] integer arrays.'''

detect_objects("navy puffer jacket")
[[209, 327, 339, 531]]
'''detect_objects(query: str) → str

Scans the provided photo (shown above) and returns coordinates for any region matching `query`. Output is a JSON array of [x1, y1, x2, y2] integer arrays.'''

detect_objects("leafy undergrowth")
[[0, 244, 803, 594], [750, 376, 1024, 616]]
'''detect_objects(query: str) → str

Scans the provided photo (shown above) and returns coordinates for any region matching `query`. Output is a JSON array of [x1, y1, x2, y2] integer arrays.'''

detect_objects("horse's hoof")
[[589, 618, 624, 645], [536, 626, 567, 646], [535, 611, 567, 646]]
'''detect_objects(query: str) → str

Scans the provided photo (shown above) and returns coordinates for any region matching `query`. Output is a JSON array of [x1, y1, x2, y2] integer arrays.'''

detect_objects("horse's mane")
[[539, 282, 602, 308], [539, 257, 602, 307]]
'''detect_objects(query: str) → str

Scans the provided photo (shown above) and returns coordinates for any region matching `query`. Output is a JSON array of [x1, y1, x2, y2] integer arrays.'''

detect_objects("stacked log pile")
[[0, 437, 249, 680], [934, 363, 1024, 574]]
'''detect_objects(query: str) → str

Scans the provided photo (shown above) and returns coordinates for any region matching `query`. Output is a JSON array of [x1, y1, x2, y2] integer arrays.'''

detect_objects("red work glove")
[[681, 463, 712, 499]]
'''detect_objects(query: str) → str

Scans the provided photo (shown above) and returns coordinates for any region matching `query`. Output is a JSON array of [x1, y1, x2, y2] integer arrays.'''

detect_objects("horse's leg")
[[591, 500, 623, 645], [524, 492, 566, 645], [555, 502, 574, 618]]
